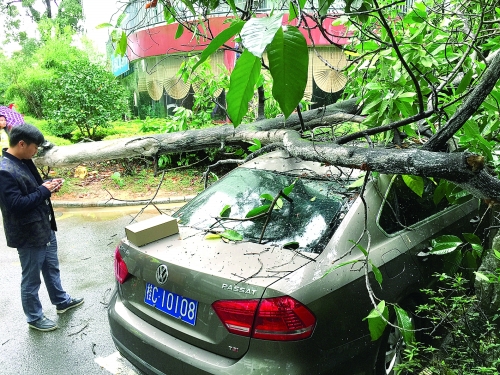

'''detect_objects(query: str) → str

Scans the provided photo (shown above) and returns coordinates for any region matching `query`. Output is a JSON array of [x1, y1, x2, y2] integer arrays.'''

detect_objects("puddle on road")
[[55, 203, 185, 222]]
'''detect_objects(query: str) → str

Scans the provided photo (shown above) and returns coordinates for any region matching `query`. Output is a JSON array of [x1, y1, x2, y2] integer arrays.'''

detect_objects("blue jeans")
[[17, 231, 70, 322]]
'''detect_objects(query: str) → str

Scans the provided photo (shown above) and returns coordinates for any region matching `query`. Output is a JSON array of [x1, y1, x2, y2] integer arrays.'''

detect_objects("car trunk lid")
[[117, 225, 317, 359]]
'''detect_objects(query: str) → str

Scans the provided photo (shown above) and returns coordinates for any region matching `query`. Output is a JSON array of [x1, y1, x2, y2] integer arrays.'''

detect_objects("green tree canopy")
[[0, 0, 84, 46], [44, 59, 129, 139]]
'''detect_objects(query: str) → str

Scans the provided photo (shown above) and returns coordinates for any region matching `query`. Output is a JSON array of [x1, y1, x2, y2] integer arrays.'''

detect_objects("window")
[[378, 176, 450, 234], [174, 168, 354, 252]]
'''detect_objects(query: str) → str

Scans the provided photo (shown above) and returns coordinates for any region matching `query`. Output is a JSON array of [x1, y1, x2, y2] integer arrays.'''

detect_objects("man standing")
[[0, 124, 83, 331]]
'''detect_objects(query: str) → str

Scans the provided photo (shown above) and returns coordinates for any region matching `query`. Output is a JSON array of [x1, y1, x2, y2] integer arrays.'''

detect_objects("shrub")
[[396, 273, 500, 375], [44, 60, 129, 139]]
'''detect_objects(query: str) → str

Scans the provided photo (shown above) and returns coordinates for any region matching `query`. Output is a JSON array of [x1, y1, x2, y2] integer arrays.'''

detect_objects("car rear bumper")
[[108, 290, 375, 375], [108, 291, 238, 375]]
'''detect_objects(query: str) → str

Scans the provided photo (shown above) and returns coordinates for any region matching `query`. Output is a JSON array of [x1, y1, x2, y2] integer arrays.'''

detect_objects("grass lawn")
[[24, 116, 216, 200]]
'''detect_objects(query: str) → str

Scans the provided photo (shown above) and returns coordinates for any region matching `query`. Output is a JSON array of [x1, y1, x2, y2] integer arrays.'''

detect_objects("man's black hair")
[[9, 124, 45, 147]]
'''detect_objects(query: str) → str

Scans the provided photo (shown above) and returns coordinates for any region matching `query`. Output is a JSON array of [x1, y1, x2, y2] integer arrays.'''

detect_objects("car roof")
[[240, 149, 361, 179]]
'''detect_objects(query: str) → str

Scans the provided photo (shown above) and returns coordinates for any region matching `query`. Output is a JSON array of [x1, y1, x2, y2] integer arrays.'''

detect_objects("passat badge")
[[156, 265, 169, 284]]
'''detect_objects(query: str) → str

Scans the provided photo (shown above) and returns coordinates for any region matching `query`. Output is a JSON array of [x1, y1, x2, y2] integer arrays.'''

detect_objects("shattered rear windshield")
[[173, 168, 357, 253]]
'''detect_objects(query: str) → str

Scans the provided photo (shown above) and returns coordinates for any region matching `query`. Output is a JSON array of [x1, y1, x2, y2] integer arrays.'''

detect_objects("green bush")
[[44, 60, 129, 139], [396, 273, 500, 375]]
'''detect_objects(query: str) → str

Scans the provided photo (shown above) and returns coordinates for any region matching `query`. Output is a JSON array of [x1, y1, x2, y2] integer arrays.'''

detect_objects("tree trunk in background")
[[475, 208, 500, 317]]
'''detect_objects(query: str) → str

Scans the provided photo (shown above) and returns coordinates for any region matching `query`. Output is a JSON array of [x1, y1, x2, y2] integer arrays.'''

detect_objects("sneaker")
[[56, 297, 84, 314], [28, 316, 57, 331]]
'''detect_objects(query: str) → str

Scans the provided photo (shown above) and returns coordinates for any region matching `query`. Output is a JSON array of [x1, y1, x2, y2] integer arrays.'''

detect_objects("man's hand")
[[42, 178, 64, 193]]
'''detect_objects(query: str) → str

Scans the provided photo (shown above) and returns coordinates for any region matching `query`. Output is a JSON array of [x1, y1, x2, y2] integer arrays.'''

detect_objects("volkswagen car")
[[108, 150, 484, 374]]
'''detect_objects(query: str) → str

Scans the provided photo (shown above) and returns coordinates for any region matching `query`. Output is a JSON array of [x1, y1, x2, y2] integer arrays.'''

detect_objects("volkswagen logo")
[[156, 264, 169, 285]]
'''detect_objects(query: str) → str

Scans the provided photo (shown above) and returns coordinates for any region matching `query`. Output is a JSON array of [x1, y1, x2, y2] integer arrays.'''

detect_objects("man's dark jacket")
[[0, 149, 56, 248]]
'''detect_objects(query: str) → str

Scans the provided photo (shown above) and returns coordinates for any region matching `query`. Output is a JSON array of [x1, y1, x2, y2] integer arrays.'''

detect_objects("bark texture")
[[33, 93, 500, 202]]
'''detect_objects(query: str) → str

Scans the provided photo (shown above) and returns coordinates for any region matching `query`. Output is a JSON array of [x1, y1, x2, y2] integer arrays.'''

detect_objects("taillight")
[[212, 299, 259, 336], [212, 296, 316, 341], [114, 246, 129, 284]]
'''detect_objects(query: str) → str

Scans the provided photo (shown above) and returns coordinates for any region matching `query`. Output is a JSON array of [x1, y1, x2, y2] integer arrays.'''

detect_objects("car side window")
[[378, 176, 451, 234]]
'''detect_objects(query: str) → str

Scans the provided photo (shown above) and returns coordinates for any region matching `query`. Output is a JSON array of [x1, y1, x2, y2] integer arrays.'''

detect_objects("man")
[[0, 124, 83, 331]]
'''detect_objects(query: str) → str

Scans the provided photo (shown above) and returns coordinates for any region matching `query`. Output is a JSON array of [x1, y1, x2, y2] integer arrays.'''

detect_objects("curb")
[[51, 195, 197, 208]]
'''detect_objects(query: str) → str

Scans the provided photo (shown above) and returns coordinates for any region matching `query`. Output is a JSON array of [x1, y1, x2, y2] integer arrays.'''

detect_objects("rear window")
[[173, 168, 357, 253]]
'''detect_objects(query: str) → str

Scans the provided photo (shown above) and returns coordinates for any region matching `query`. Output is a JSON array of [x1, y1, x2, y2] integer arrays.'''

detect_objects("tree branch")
[[423, 51, 500, 151]]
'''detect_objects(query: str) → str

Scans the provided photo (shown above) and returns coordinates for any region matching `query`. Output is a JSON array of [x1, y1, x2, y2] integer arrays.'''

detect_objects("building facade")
[[115, 0, 351, 118]]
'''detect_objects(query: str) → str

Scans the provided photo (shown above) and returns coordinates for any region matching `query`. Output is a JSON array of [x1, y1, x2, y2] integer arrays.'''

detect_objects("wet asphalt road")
[[0, 204, 182, 375]]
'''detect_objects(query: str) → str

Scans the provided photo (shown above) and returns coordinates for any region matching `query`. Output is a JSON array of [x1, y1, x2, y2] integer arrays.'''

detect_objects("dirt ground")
[[49, 165, 204, 203], [51, 185, 196, 202]]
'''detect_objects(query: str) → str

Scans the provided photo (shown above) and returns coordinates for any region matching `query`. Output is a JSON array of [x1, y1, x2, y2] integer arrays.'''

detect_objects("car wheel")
[[375, 299, 424, 375], [377, 319, 406, 375]]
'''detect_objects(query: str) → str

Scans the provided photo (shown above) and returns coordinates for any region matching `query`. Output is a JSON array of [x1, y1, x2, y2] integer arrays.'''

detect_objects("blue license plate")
[[144, 282, 198, 326]]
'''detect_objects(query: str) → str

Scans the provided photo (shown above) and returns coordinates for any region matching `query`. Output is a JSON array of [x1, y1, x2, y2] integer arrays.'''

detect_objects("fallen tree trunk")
[[34, 96, 500, 202], [35, 99, 362, 167]]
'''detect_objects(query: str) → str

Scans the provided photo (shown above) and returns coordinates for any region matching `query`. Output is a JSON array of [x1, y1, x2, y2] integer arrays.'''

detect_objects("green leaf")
[[361, 96, 383, 115], [273, 197, 283, 209], [402, 175, 424, 197], [283, 241, 299, 250], [192, 21, 245, 72], [245, 204, 270, 218], [96, 23, 113, 29], [363, 300, 389, 341], [116, 13, 127, 27], [403, 6, 427, 23], [396, 92, 417, 103], [318, 0, 337, 17], [420, 56, 433, 68], [323, 260, 359, 278], [433, 180, 447, 205], [175, 23, 184, 39], [310, 196, 316, 201], [366, 82, 383, 90], [494, 250, 500, 260], [240, 13, 284, 58], [226, 0, 237, 13], [260, 193, 274, 202], [395, 100, 413, 118], [463, 232, 481, 246], [289, 1, 298, 21], [248, 138, 262, 152], [163, 5, 177, 24], [226, 50, 261, 127], [220, 230, 243, 241], [349, 240, 368, 256], [283, 180, 296, 196], [456, 69, 473, 95], [268, 26, 309, 118], [463, 250, 478, 270], [370, 261, 383, 287], [357, 40, 379, 52], [394, 306, 415, 345], [220, 205, 231, 217], [474, 271, 491, 282], [430, 235, 463, 255], [348, 176, 365, 189], [179, 0, 196, 16], [463, 232, 483, 254], [116, 32, 128, 56]]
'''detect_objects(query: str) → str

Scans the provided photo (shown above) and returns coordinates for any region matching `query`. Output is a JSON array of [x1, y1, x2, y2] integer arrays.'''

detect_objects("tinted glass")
[[174, 168, 353, 252], [379, 176, 451, 234]]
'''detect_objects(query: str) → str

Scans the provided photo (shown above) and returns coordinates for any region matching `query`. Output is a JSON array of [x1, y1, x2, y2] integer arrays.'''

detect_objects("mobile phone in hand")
[[50, 179, 64, 192]]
